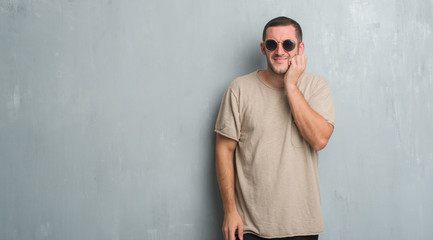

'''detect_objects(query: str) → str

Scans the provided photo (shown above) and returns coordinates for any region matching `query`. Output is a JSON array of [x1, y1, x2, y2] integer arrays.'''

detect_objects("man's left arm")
[[284, 55, 334, 151]]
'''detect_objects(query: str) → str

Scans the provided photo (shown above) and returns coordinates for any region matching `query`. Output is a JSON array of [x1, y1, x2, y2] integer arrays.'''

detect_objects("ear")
[[298, 42, 305, 55], [260, 42, 266, 55]]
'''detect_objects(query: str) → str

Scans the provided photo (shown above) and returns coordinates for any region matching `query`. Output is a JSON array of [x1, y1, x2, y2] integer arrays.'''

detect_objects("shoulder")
[[299, 72, 327, 86], [227, 71, 258, 94], [299, 72, 330, 92], [298, 72, 333, 101]]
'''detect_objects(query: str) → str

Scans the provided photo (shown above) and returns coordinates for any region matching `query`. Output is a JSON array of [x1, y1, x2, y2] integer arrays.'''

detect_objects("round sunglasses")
[[264, 39, 297, 53]]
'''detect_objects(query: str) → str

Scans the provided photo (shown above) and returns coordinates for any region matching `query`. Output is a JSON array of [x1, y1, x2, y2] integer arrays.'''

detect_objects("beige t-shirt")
[[215, 71, 335, 238]]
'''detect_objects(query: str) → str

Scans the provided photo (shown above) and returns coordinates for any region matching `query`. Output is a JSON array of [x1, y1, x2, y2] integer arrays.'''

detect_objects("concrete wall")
[[1, 0, 432, 239]]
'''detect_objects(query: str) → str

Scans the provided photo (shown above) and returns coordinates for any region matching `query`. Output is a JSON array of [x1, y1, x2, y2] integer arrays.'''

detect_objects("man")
[[215, 16, 335, 240]]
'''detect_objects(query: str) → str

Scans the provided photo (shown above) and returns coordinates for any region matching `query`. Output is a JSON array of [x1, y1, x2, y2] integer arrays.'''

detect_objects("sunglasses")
[[264, 39, 297, 53]]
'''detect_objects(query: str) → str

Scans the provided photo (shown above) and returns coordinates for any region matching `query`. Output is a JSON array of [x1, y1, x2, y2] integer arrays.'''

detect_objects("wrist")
[[285, 82, 298, 92], [223, 205, 238, 215]]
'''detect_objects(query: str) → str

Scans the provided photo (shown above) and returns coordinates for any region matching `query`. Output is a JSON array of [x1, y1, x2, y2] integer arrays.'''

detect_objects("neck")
[[259, 67, 285, 89]]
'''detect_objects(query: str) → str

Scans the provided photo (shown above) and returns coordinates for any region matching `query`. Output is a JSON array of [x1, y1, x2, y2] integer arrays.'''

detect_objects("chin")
[[270, 65, 288, 75], [267, 58, 289, 75]]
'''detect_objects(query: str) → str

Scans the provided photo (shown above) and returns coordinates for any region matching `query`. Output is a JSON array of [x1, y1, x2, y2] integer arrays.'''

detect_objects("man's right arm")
[[216, 133, 244, 240]]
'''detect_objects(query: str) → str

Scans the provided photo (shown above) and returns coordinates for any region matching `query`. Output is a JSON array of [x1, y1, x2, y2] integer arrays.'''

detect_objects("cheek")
[[289, 51, 297, 58], [265, 51, 270, 56]]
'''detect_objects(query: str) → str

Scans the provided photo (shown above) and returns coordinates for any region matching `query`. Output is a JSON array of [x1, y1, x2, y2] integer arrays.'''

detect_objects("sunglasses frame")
[[264, 38, 297, 53]]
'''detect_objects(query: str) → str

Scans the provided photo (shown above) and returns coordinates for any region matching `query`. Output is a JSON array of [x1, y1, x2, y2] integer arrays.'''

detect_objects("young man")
[[215, 17, 335, 240]]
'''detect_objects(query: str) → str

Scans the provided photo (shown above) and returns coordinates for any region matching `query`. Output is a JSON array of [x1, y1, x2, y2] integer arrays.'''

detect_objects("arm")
[[215, 133, 244, 240], [284, 55, 334, 151]]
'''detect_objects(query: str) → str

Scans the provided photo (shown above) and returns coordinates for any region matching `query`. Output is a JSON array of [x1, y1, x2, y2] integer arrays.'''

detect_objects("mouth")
[[273, 57, 288, 63]]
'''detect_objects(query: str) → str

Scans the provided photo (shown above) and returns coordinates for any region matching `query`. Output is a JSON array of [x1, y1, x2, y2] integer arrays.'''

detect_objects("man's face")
[[260, 25, 304, 75]]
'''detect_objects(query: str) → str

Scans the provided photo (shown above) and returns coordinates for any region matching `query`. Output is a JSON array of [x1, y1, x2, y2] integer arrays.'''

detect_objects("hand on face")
[[284, 54, 307, 87]]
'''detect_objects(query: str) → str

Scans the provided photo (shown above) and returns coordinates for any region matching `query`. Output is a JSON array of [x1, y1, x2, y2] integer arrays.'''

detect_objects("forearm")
[[286, 84, 333, 151], [216, 137, 238, 214]]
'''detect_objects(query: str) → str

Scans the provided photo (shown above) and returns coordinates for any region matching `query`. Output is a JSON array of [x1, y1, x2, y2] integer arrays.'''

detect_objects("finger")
[[295, 55, 304, 68], [291, 56, 298, 68], [296, 54, 303, 63], [300, 55, 305, 63], [295, 55, 303, 68], [223, 228, 228, 240], [238, 224, 244, 240], [229, 228, 236, 240], [301, 55, 307, 68]]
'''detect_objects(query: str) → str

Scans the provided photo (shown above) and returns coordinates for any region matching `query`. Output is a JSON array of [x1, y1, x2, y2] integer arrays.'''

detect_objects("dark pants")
[[237, 233, 318, 240]]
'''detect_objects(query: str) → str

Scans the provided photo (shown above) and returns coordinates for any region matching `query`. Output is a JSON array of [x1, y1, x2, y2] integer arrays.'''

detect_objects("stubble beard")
[[266, 48, 299, 75], [268, 58, 289, 75]]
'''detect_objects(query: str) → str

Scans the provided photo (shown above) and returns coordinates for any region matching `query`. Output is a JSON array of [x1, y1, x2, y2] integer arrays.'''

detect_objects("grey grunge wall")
[[1, 0, 432, 239]]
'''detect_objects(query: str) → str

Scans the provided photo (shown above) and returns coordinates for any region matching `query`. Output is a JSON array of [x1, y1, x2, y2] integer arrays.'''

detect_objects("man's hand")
[[216, 133, 242, 240], [284, 54, 307, 88], [222, 211, 244, 240]]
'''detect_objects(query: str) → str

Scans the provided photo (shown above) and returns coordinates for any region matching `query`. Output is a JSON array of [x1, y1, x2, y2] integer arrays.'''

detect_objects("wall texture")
[[1, 0, 432, 239]]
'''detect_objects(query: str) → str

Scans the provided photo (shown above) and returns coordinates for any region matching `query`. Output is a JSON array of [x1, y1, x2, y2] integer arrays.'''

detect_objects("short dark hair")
[[262, 16, 303, 42]]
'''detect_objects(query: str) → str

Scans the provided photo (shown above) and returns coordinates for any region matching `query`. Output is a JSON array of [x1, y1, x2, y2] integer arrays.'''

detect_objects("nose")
[[275, 42, 285, 55]]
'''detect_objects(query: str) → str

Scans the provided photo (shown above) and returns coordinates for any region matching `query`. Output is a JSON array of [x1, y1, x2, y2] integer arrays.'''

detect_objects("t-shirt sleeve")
[[308, 77, 336, 126], [214, 88, 241, 141]]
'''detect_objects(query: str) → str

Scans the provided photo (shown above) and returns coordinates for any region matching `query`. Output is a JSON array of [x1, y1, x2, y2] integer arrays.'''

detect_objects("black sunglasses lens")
[[283, 40, 295, 52], [265, 40, 277, 51]]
